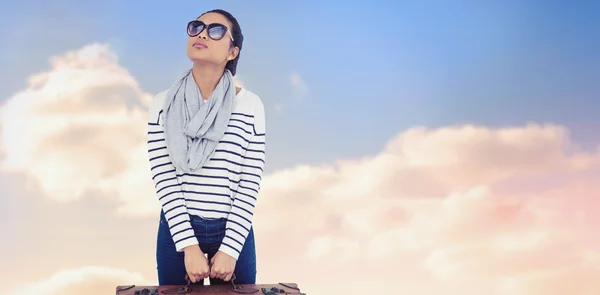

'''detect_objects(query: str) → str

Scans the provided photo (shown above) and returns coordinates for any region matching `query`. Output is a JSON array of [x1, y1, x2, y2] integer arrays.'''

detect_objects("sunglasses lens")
[[187, 21, 204, 36], [207, 25, 227, 40]]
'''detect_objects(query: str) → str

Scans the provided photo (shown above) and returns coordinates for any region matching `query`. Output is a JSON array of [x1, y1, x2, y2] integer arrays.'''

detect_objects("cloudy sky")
[[1, 1, 599, 294]]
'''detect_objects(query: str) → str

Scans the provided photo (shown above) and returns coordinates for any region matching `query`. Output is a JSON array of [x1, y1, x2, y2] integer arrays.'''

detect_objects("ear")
[[227, 46, 239, 61]]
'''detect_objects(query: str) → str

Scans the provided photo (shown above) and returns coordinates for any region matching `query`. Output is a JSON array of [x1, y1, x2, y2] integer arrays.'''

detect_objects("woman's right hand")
[[183, 245, 210, 283]]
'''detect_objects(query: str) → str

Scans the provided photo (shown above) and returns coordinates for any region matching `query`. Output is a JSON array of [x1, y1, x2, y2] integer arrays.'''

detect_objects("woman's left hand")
[[210, 251, 237, 281]]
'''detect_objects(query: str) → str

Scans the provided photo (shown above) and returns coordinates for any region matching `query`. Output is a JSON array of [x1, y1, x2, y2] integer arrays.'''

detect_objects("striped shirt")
[[147, 87, 266, 260]]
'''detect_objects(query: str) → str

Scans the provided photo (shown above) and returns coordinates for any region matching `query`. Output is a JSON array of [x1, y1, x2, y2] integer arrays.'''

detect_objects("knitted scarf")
[[162, 69, 235, 173]]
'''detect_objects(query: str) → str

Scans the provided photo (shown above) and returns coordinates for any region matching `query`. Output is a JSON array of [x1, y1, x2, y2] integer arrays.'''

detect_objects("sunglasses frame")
[[187, 20, 234, 42]]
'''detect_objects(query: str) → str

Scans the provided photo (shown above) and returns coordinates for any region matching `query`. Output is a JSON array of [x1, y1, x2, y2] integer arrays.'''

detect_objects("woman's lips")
[[193, 42, 208, 49]]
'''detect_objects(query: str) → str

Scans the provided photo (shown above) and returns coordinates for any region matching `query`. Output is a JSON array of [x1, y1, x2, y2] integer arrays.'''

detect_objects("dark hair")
[[200, 9, 244, 76]]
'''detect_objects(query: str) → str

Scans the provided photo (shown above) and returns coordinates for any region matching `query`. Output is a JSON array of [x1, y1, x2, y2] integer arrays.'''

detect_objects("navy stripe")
[[151, 162, 171, 171], [224, 132, 246, 142], [226, 219, 250, 233], [233, 196, 254, 209], [158, 190, 183, 201], [240, 179, 260, 187], [177, 173, 246, 186], [181, 181, 230, 190], [188, 207, 231, 216], [238, 184, 258, 194], [162, 197, 181, 208], [202, 166, 262, 179], [149, 154, 169, 162], [164, 204, 185, 216], [247, 147, 265, 154], [152, 169, 176, 181], [156, 176, 177, 187], [187, 199, 231, 207], [169, 219, 189, 230], [221, 242, 241, 254], [181, 190, 231, 199], [227, 227, 245, 239], [179, 173, 228, 180], [225, 234, 244, 247], [211, 158, 263, 171], [157, 183, 179, 194], [227, 124, 252, 135], [165, 210, 187, 221], [231, 112, 253, 118], [232, 203, 253, 216], [214, 149, 265, 163], [149, 146, 167, 153], [171, 228, 189, 237], [232, 189, 257, 201], [174, 235, 196, 246], [218, 140, 245, 149], [230, 118, 252, 126]]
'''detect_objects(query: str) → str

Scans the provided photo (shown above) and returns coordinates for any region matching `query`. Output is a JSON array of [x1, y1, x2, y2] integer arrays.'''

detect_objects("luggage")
[[116, 275, 306, 295]]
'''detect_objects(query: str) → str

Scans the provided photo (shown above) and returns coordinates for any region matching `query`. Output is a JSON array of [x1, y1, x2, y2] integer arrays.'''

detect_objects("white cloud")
[[3, 43, 600, 295], [273, 103, 284, 113], [0, 43, 158, 215], [8, 266, 152, 295], [289, 72, 307, 100], [249, 124, 600, 294]]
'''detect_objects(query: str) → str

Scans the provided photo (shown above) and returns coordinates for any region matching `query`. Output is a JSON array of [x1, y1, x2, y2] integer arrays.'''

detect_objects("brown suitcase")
[[115, 274, 306, 295]]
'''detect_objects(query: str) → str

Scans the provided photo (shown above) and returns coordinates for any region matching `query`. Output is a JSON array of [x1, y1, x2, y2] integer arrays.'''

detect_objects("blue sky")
[[1, 0, 599, 172]]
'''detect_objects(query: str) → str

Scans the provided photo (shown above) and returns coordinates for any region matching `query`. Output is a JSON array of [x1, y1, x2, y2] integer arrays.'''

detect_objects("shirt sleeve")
[[218, 99, 266, 260], [147, 94, 199, 252]]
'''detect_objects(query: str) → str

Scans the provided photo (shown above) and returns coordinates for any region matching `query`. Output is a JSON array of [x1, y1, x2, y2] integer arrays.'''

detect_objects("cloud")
[[0, 43, 159, 215], [8, 266, 152, 295], [0, 121, 4, 161], [289, 72, 307, 100], [3, 44, 600, 295], [248, 123, 600, 294]]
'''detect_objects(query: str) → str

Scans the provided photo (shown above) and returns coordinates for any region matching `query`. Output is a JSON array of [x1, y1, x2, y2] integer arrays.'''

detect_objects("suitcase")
[[116, 274, 306, 295]]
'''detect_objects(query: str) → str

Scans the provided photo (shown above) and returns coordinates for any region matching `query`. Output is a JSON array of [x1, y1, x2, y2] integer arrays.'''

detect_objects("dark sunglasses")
[[187, 20, 234, 41]]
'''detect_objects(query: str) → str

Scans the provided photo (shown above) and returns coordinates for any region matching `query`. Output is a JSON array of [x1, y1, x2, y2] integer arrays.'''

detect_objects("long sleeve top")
[[147, 87, 266, 260]]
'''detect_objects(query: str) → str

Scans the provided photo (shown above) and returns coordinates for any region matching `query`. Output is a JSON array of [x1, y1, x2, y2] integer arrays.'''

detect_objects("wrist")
[[183, 244, 202, 254]]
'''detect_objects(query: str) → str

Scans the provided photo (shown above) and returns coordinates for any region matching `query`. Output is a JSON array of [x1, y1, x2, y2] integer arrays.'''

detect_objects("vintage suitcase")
[[116, 274, 306, 295]]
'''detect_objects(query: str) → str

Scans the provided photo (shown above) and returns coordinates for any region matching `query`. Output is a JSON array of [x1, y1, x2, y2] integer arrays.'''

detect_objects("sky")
[[0, 1, 599, 294]]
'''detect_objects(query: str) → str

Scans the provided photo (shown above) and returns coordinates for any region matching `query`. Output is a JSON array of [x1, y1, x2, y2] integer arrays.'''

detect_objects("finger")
[[196, 274, 204, 282], [187, 273, 196, 283], [224, 272, 233, 282]]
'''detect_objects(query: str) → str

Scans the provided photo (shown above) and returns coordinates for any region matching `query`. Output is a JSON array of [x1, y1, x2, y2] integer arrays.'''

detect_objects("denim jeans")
[[156, 211, 257, 286]]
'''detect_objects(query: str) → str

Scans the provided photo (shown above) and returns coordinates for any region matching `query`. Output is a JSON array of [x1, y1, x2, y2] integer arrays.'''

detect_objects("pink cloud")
[[8, 266, 152, 295], [251, 125, 600, 294], [2, 44, 599, 295]]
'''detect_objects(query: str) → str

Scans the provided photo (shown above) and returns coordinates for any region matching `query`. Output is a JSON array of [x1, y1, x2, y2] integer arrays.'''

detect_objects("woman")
[[147, 9, 266, 286]]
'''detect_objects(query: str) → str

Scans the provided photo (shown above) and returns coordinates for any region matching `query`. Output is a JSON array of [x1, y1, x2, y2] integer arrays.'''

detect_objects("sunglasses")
[[187, 20, 234, 41]]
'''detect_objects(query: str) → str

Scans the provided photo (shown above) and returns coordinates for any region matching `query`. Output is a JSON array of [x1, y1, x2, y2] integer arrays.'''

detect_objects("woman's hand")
[[183, 245, 210, 283], [210, 251, 237, 281]]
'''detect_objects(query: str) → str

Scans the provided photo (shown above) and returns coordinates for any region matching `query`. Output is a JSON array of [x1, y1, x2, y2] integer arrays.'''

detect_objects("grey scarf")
[[162, 69, 235, 173]]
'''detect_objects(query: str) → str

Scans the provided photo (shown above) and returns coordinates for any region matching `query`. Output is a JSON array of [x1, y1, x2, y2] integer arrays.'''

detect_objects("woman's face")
[[186, 12, 238, 68]]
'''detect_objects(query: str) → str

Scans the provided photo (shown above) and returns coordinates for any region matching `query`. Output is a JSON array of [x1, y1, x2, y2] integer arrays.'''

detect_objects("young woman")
[[147, 9, 266, 286]]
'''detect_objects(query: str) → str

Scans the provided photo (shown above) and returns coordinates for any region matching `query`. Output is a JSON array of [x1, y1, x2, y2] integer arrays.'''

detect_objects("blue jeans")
[[156, 211, 257, 286]]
